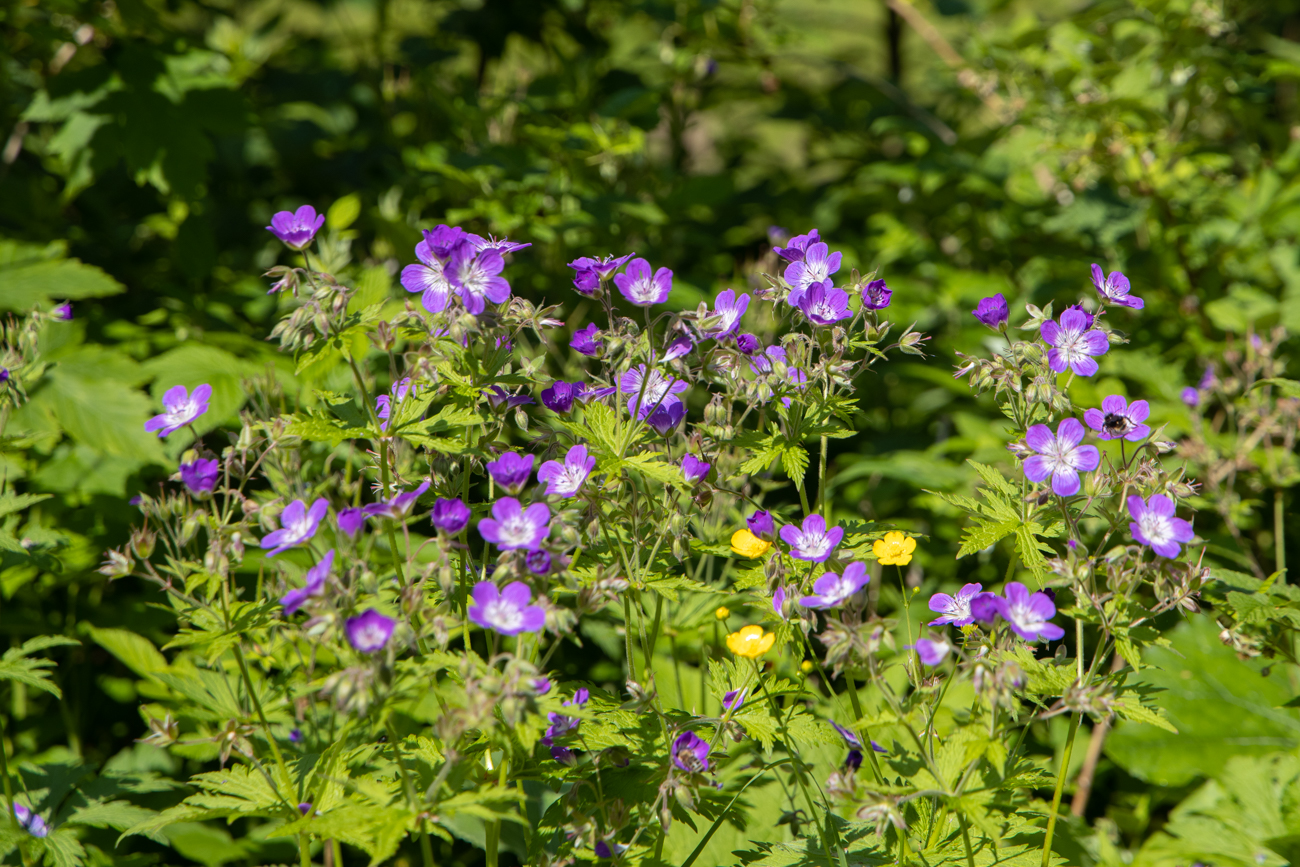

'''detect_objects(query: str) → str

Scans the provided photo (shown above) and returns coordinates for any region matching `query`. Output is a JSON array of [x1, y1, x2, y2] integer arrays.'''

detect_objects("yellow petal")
[[730, 529, 771, 559]]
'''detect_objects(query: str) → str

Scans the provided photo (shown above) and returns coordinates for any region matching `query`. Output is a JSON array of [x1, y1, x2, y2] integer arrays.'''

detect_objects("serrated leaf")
[[781, 445, 809, 482]]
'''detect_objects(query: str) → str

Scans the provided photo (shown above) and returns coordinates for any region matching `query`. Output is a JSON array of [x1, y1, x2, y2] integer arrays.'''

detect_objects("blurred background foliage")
[[2, 0, 1299, 863]]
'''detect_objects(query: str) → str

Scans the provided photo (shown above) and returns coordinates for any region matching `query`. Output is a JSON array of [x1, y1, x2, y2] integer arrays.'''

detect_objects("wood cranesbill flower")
[[747, 509, 775, 540], [265, 205, 325, 250], [872, 531, 915, 566], [703, 289, 750, 338], [1083, 395, 1151, 442], [12, 804, 48, 838], [375, 378, 413, 430], [1090, 263, 1143, 309], [467, 233, 530, 254], [431, 498, 470, 534], [913, 636, 952, 666], [446, 246, 511, 314], [144, 384, 211, 437], [680, 454, 710, 485], [336, 507, 365, 537], [478, 497, 551, 550], [831, 722, 887, 764], [796, 283, 852, 326], [1181, 386, 1200, 407], [401, 231, 458, 313], [726, 625, 775, 659], [345, 608, 395, 653], [569, 253, 634, 295], [783, 241, 841, 304], [992, 582, 1064, 642], [928, 583, 986, 626], [260, 498, 329, 556], [1023, 418, 1100, 497], [661, 329, 696, 361], [526, 549, 552, 574], [780, 514, 844, 562], [619, 365, 688, 419], [798, 561, 870, 609], [672, 731, 711, 773], [1127, 494, 1195, 559], [486, 452, 534, 494], [541, 381, 587, 414], [281, 549, 334, 616], [772, 586, 789, 620], [179, 458, 219, 495], [468, 580, 546, 635], [570, 323, 603, 357], [972, 293, 1009, 330], [483, 386, 534, 410], [646, 401, 685, 436], [613, 258, 672, 306], [53, 302, 72, 320], [542, 688, 588, 747], [861, 278, 892, 310], [1041, 307, 1109, 376], [362, 480, 430, 520], [537, 445, 596, 497], [773, 228, 820, 262]]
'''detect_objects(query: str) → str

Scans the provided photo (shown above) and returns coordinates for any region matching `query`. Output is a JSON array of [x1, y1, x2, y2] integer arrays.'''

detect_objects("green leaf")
[[327, 194, 362, 230], [0, 240, 125, 311], [89, 628, 168, 680]]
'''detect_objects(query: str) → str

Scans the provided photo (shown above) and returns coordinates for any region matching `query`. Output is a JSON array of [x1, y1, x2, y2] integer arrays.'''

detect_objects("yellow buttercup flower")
[[715, 606, 731, 621], [800, 660, 814, 673], [873, 531, 916, 566], [730, 528, 771, 558], [727, 625, 775, 660]]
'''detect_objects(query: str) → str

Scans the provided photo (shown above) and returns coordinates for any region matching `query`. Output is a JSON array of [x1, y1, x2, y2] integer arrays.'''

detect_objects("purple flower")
[[619, 365, 688, 419], [662, 330, 696, 361], [53, 302, 72, 321], [570, 323, 603, 357], [928, 583, 986, 627], [281, 549, 334, 616], [1063, 303, 1095, 330], [537, 445, 596, 497], [594, 840, 627, 859], [704, 289, 750, 338], [646, 401, 685, 436], [1041, 307, 1109, 376], [748, 344, 786, 375], [468, 580, 546, 635], [614, 258, 673, 306], [723, 687, 747, 712], [486, 452, 534, 494], [363, 480, 430, 520], [431, 498, 471, 534], [345, 608, 395, 653], [289, 728, 303, 743], [736, 333, 761, 355], [672, 731, 711, 773], [526, 549, 553, 575], [972, 294, 1008, 330], [861, 279, 892, 310], [550, 746, 575, 765], [570, 253, 634, 281], [914, 637, 952, 666], [748, 510, 775, 540], [1181, 386, 1200, 407], [784, 241, 841, 303], [1128, 494, 1195, 559], [144, 384, 212, 437], [533, 677, 553, 695], [1023, 418, 1101, 497], [12, 804, 48, 839], [773, 586, 788, 620], [478, 497, 551, 550], [572, 268, 599, 296], [483, 386, 534, 410], [447, 247, 511, 314], [402, 233, 457, 313], [831, 722, 887, 756], [298, 802, 313, 815], [993, 582, 1064, 642], [681, 454, 710, 485], [780, 514, 844, 563], [180, 458, 219, 495], [798, 561, 870, 609], [1199, 366, 1216, 389], [796, 283, 853, 326], [541, 381, 587, 414], [375, 378, 413, 430], [773, 229, 820, 263], [1084, 395, 1151, 442], [1090, 264, 1143, 309], [266, 205, 325, 250], [542, 689, 589, 752], [261, 498, 329, 556], [337, 507, 365, 537], [422, 224, 468, 259], [969, 592, 1000, 626], [0, 369, 9, 384], [467, 233, 530, 254]]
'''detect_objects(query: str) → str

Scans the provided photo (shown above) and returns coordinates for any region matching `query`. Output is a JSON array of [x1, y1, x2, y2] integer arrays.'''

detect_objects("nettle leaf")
[[956, 518, 1018, 558]]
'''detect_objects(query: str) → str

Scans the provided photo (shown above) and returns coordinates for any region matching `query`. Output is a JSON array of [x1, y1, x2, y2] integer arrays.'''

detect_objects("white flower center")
[[483, 599, 523, 631], [552, 466, 587, 495], [799, 531, 832, 559], [1139, 512, 1174, 546], [498, 514, 537, 547], [628, 276, 660, 303], [1007, 600, 1048, 633], [820, 575, 857, 605]]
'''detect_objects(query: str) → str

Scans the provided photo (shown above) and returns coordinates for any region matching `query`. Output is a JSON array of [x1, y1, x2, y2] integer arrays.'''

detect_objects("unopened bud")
[[98, 549, 134, 578], [715, 606, 730, 621], [514, 407, 529, 431], [1153, 440, 1178, 454], [131, 527, 156, 560], [179, 515, 200, 546]]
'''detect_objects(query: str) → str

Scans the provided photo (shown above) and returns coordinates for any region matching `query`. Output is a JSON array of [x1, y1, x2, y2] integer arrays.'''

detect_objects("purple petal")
[[1100, 395, 1127, 415], [1025, 424, 1054, 453], [1057, 418, 1085, 448], [1051, 468, 1081, 496], [1023, 455, 1053, 483], [1072, 444, 1100, 472]]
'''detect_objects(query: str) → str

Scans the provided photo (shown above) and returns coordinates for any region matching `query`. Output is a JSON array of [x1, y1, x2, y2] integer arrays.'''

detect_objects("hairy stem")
[[1041, 712, 1080, 867]]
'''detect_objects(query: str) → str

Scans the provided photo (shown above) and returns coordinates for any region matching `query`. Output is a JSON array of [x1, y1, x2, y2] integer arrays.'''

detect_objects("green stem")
[[1041, 713, 1080, 867], [232, 646, 296, 810], [0, 716, 31, 867], [1277, 488, 1287, 580], [960, 812, 976, 867]]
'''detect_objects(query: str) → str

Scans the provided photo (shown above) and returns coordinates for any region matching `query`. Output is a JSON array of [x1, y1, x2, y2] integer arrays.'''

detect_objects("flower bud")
[[131, 526, 156, 560], [715, 606, 730, 621], [514, 407, 530, 431], [98, 549, 134, 579], [179, 515, 200, 546]]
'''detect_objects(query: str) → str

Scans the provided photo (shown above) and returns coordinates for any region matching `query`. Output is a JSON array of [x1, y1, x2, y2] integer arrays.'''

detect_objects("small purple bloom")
[[784, 241, 841, 303], [375, 378, 413, 430], [1199, 366, 1216, 389], [298, 802, 313, 815], [772, 586, 788, 620], [1181, 386, 1200, 407], [431, 498, 471, 534], [281, 549, 334, 616], [914, 637, 952, 666], [748, 344, 786, 375], [526, 549, 553, 575], [798, 561, 870, 609], [662, 329, 696, 361], [672, 731, 711, 773], [423, 224, 468, 259], [797, 283, 853, 326], [180, 458, 219, 495], [970, 592, 1000, 626], [53, 302, 72, 321], [570, 253, 634, 281], [289, 728, 303, 743], [1023, 417, 1101, 497], [541, 381, 587, 414], [613, 258, 672, 306], [446, 247, 511, 314], [467, 233, 530, 254], [619, 365, 689, 419], [483, 385, 534, 410], [747, 511, 775, 540], [1063, 303, 1095, 330], [572, 268, 599, 296], [704, 289, 750, 338], [402, 232, 458, 313], [486, 452, 534, 494], [780, 514, 844, 563], [478, 497, 551, 550], [266, 206, 325, 250], [337, 507, 365, 537], [1084, 395, 1151, 442], [543, 689, 589, 746], [1041, 307, 1109, 376], [551, 745, 575, 764], [0, 369, 9, 384], [537, 445, 595, 497], [681, 454, 710, 485], [570, 323, 603, 357], [362, 480, 430, 520], [972, 294, 1009, 330], [861, 279, 892, 310], [261, 498, 329, 557], [646, 401, 685, 436], [594, 840, 627, 859], [1090, 264, 1143, 309], [831, 722, 887, 756], [469, 580, 547, 635], [144, 384, 212, 437], [993, 582, 1065, 642], [533, 677, 552, 695], [12, 804, 48, 838], [1128, 494, 1195, 559], [928, 583, 986, 627], [345, 608, 395, 653], [723, 687, 747, 712], [773, 229, 820, 263], [736, 333, 761, 355]]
